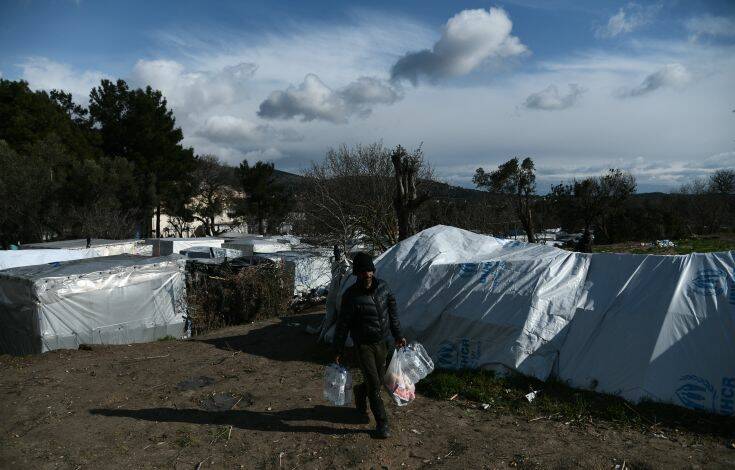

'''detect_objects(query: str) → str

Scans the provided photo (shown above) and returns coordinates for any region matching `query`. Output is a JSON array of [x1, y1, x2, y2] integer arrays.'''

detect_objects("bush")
[[186, 259, 293, 335]]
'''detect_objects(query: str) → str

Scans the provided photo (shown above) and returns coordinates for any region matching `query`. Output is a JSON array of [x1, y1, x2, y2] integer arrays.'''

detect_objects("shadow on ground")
[[200, 312, 330, 364], [89, 405, 370, 435]]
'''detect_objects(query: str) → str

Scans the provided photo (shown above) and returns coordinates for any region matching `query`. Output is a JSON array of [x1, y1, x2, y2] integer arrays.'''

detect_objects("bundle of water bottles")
[[323, 363, 353, 406], [323, 342, 434, 407]]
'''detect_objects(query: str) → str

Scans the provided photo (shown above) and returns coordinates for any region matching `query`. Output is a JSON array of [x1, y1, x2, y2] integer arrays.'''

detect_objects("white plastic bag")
[[323, 363, 353, 406], [384, 348, 417, 406]]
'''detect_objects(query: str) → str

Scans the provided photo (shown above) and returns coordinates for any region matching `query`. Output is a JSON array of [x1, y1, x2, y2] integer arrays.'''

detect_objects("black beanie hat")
[[352, 252, 375, 274]]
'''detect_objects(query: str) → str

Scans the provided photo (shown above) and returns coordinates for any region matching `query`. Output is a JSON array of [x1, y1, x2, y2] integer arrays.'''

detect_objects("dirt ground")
[[1, 311, 734, 469]]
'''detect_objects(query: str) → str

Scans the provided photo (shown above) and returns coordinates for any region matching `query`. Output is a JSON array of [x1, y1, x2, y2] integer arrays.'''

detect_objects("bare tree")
[[709, 169, 735, 194], [391, 144, 432, 241], [190, 155, 235, 236], [302, 143, 397, 253]]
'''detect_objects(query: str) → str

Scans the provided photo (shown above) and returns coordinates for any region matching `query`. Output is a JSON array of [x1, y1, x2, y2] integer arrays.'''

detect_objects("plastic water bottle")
[[323, 364, 352, 406]]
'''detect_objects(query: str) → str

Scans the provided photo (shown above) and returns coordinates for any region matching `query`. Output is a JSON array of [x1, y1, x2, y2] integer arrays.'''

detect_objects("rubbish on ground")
[[449, 394, 458, 401], [411, 429, 422, 434], [656, 239, 676, 248], [323, 363, 352, 406], [480, 403, 491, 410], [525, 390, 539, 402]]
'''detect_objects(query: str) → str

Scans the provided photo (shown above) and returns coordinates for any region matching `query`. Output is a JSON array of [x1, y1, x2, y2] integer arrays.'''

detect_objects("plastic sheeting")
[[22, 239, 147, 257], [179, 246, 243, 259], [0, 255, 188, 355], [225, 239, 290, 256], [255, 250, 333, 294], [321, 225, 735, 414], [149, 237, 224, 256], [0, 249, 94, 271]]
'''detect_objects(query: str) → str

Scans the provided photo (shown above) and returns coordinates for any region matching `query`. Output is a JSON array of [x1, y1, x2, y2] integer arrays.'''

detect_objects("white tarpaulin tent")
[[255, 250, 333, 295], [22, 239, 148, 257], [149, 237, 224, 256], [321, 225, 735, 414], [225, 238, 290, 256], [0, 255, 188, 355], [0, 249, 95, 271]]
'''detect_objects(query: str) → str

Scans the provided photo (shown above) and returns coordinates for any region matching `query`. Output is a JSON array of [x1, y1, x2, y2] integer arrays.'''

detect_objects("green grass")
[[417, 369, 735, 438]]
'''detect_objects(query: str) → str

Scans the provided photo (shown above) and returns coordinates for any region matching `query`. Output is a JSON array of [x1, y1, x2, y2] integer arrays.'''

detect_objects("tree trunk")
[[392, 146, 421, 241], [155, 203, 161, 238]]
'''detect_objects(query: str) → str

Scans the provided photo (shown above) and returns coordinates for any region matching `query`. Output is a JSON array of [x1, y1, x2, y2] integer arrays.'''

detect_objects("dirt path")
[[1, 311, 733, 469]]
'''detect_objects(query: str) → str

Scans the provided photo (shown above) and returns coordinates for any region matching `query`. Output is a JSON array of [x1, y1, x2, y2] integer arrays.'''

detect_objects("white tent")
[[149, 237, 224, 256], [321, 225, 735, 414], [0, 255, 188, 355], [255, 249, 333, 295], [22, 239, 147, 257], [0, 249, 95, 271], [225, 238, 290, 256]]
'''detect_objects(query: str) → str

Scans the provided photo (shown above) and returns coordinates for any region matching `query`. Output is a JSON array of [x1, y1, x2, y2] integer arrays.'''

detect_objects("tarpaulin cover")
[[0, 249, 95, 271], [225, 239, 290, 256], [0, 255, 188, 355], [149, 237, 224, 256], [255, 250, 333, 294], [22, 239, 147, 257], [321, 225, 735, 414]]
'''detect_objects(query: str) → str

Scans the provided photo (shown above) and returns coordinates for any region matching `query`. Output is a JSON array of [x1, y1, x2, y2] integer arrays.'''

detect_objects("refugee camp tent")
[[179, 246, 243, 259], [22, 239, 148, 257], [0, 255, 188, 355], [320, 225, 735, 414], [0, 249, 94, 271], [254, 249, 333, 295], [225, 238, 290, 256], [149, 237, 224, 256]]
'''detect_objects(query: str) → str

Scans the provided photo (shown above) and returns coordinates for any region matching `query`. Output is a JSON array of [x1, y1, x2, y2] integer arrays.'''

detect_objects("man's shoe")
[[375, 422, 391, 439]]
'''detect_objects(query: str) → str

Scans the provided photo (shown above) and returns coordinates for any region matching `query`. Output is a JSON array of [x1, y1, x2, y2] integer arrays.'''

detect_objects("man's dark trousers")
[[354, 341, 388, 425]]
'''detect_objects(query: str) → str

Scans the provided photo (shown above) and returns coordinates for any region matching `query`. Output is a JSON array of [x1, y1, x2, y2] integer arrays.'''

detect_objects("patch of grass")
[[417, 369, 735, 438], [174, 429, 196, 448], [156, 335, 177, 341]]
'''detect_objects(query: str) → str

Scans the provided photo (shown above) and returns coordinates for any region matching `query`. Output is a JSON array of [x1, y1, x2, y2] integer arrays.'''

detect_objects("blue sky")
[[1, 0, 734, 192]]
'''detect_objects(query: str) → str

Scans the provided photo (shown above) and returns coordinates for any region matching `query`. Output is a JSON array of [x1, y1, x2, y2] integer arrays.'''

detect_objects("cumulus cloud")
[[686, 15, 735, 41], [390, 7, 527, 85], [196, 115, 303, 144], [596, 3, 660, 38], [242, 147, 284, 161], [257, 74, 401, 123], [618, 63, 691, 98], [524, 84, 586, 110], [131, 59, 257, 112], [18, 57, 110, 100]]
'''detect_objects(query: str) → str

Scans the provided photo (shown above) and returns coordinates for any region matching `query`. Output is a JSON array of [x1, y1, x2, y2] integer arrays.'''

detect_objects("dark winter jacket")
[[334, 278, 402, 355]]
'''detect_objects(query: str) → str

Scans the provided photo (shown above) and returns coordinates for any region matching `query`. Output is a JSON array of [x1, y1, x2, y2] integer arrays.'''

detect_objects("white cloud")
[[17, 57, 110, 101], [686, 15, 735, 41], [257, 74, 402, 123], [131, 59, 256, 112], [242, 147, 283, 161], [197, 115, 262, 142], [596, 3, 660, 38], [523, 84, 586, 110], [618, 63, 691, 98], [391, 7, 527, 85]]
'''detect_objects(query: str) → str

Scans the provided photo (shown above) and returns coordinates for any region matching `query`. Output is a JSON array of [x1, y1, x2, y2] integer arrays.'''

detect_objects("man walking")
[[334, 252, 406, 439]]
